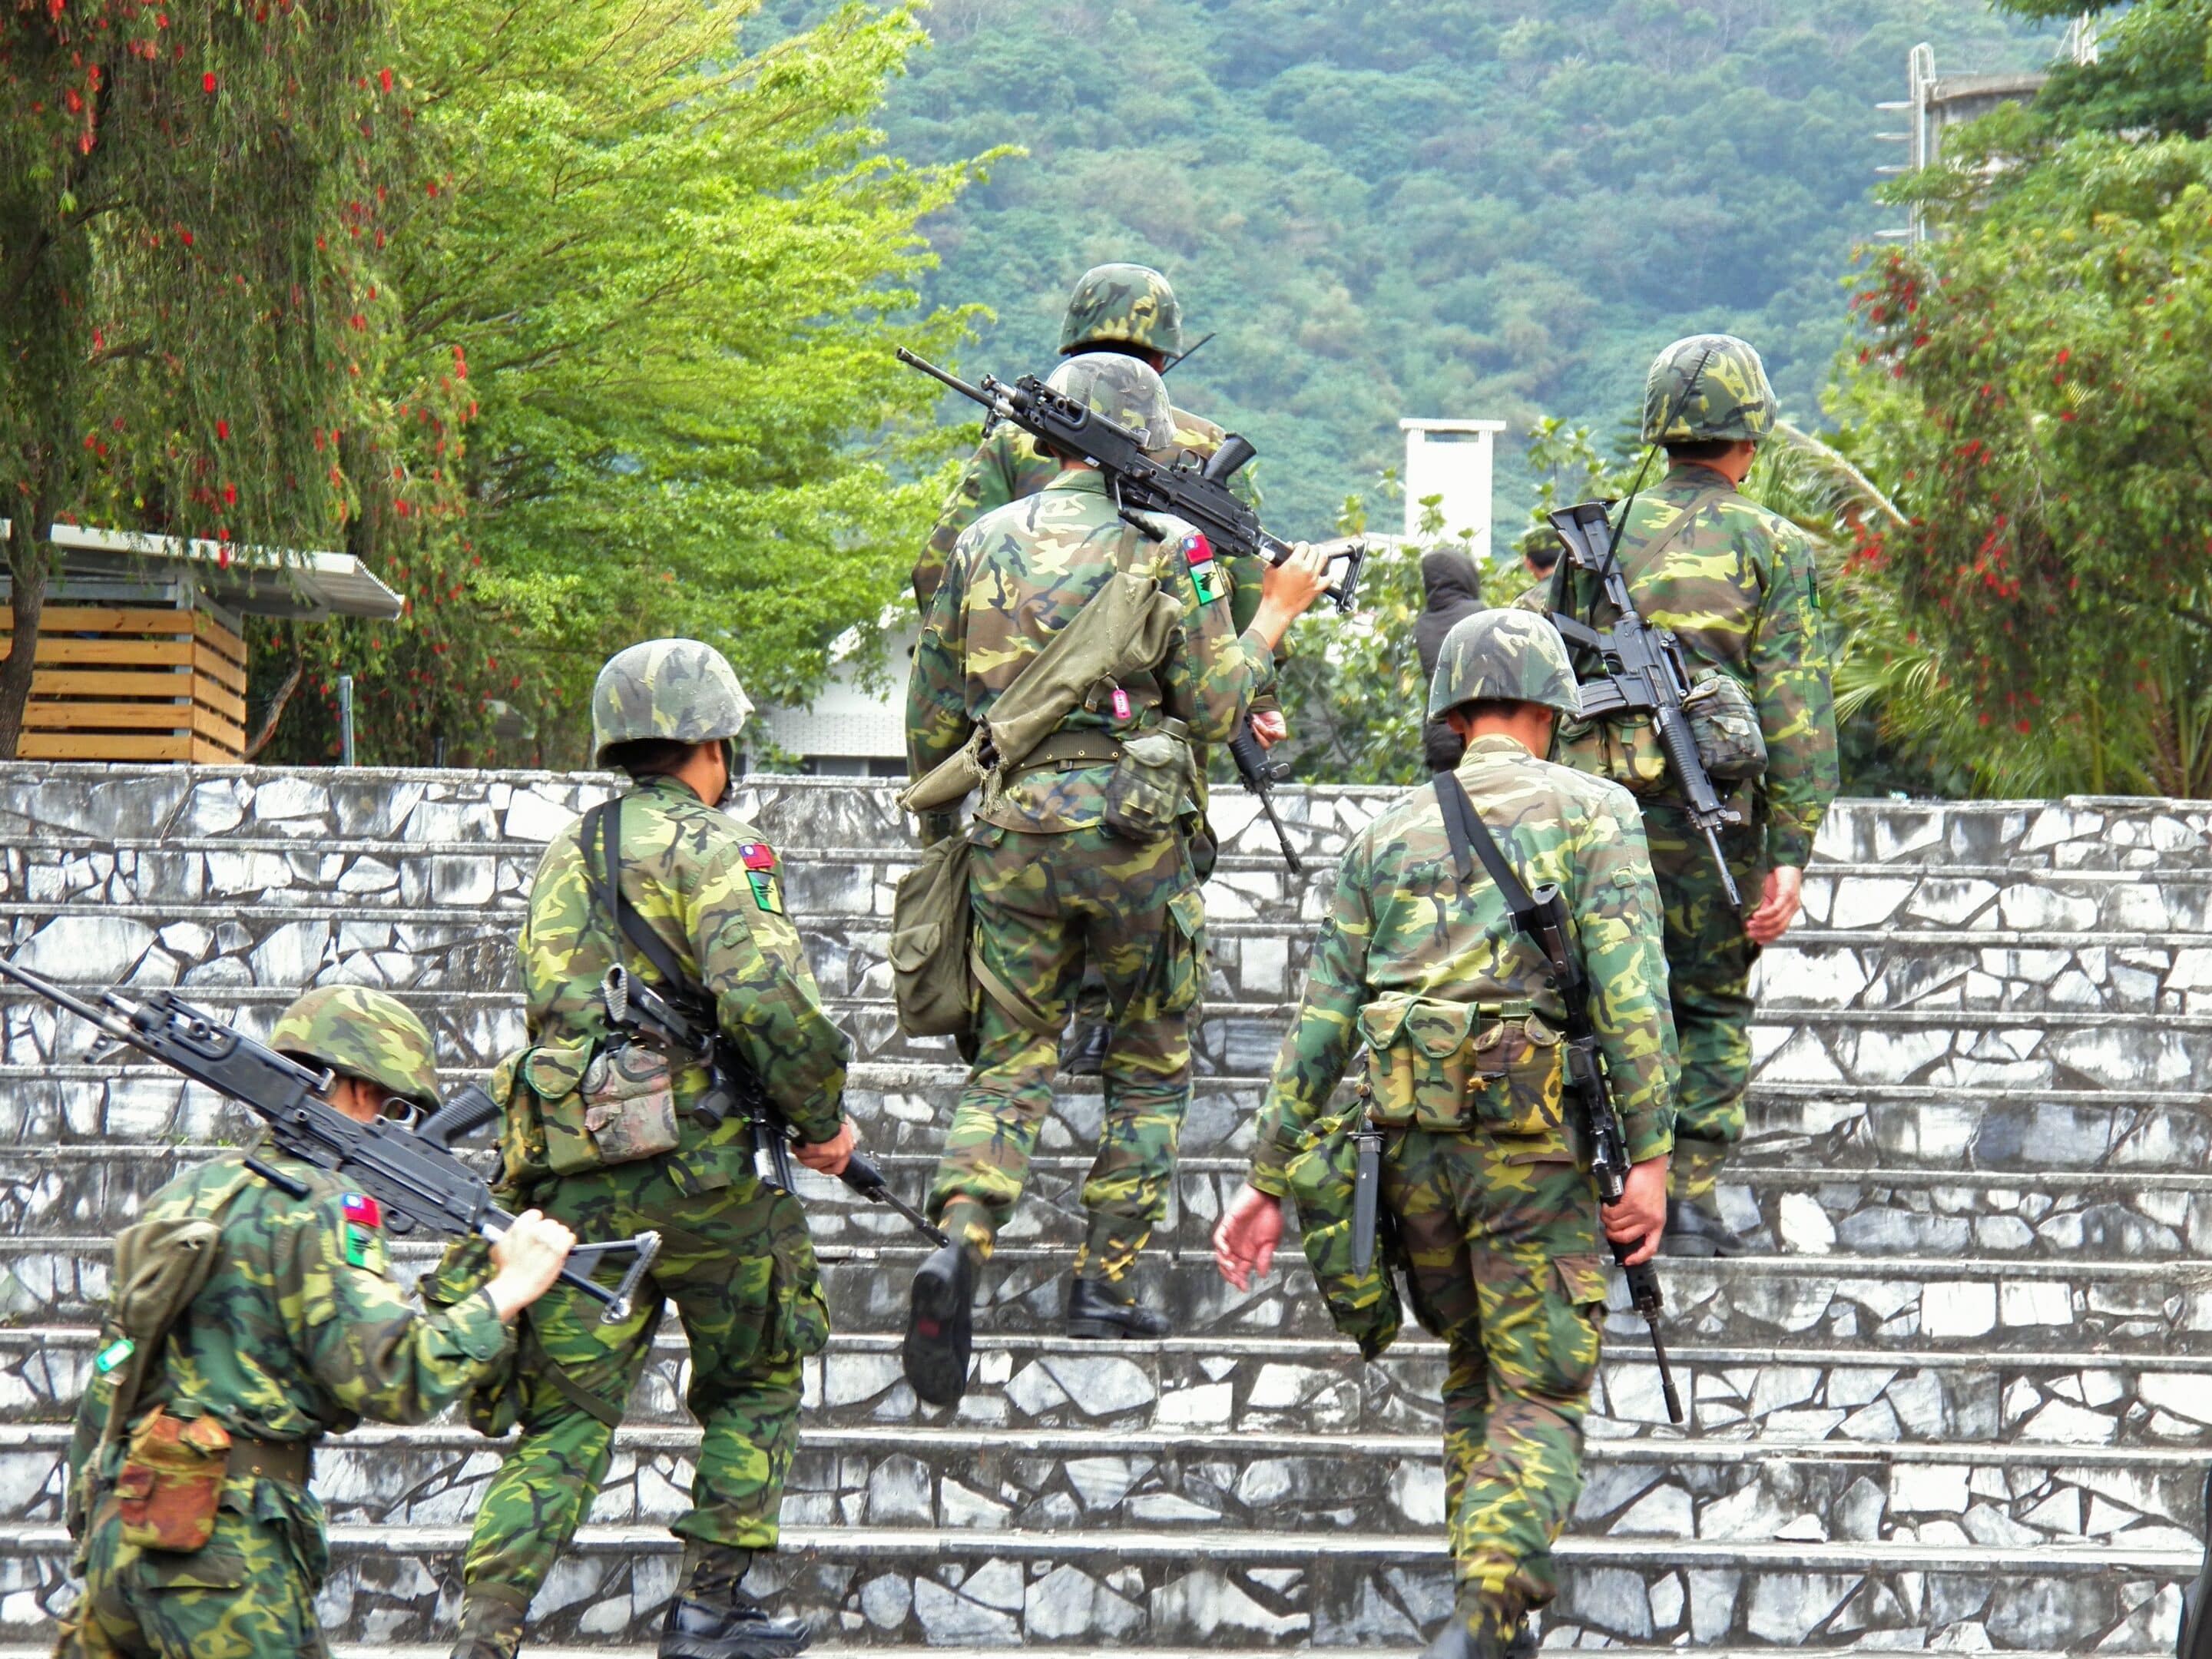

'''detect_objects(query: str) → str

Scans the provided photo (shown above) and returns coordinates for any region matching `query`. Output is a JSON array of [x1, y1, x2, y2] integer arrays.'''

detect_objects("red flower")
[[221, 482, 237, 506], [215, 419, 228, 440], [202, 71, 216, 92], [379, 68, 392, 93]]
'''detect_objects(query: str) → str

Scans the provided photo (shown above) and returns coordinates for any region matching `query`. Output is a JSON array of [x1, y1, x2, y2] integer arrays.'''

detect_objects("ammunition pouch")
[[1101, 720, 1194, 841], [1283, 1107, 1402, 1361], [1682, 670, 1767, 784], [1356, 993, 1567, 1139]]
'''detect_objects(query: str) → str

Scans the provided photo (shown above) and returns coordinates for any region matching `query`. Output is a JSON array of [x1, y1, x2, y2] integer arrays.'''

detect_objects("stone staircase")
[[0, 763, 2207, 1653]]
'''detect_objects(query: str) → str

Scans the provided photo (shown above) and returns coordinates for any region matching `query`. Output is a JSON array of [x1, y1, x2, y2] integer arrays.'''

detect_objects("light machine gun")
[[0, 956, 661, 1323], [896, 347, 1368, 614]]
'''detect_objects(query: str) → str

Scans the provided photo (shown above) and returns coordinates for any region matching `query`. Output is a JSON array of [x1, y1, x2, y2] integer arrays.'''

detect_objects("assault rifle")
[[601, 967, 947, 1247], [0, 956, 661, 1323], [1227, 720, 1303, 875], [896, 347, 1367, 614], [1430, 774, 1683, 1424], [1547, 502, 1742, 908]]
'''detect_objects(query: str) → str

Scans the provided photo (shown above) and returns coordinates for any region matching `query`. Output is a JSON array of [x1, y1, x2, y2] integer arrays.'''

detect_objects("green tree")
[[260, 0, 999, 765], [1, 0, 419, 757]]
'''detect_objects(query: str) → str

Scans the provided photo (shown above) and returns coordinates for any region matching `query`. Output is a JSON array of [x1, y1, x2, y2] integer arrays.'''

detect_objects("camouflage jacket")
[[1247, 734, 1677, 1194], [1546, 462, 1839, 867], [912, 403, 1267, 638], [72, 1146, 511, 1459], [908, 468, 1276, 834], [519, 775, 849, 1145]]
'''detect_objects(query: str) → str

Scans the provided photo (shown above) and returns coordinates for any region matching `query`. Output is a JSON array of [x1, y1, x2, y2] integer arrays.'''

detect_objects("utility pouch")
[[115, 1407, 230, 1554], [889, 832, 976, 1040], [1359, 993, 1566, 1137], [1102, 723, 1192, 840], [1683, 671, 1767, 783], [515, 1041, 615, 1178], [1284, 1104, 1402, 1360], [574, 1040, 681, 1169]]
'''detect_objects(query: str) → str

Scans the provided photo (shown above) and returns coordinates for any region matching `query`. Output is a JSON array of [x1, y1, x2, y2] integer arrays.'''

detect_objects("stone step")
[[0, 1651, 2155, 1659], [3, 1422, 2204, 1550], [12, 1141, 2210, 1261], [0, 1521, 2193, 1647], [3, 1230, 2207, 1353], [8, 1320, 2208, 1445]]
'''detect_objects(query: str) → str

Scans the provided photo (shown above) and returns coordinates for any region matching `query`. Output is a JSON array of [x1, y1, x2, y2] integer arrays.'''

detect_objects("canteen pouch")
[[115, 1407, 230, 1554], [1683, 670, 1767, 783], [889, 833, 976, 1039], [1359, 994, 1567, 1137], [1284, 1107, 1402, 1360], [518, 1041, 643, 1178], [1102, 727, 1192, 840], [1556, 711, 1669, 796]]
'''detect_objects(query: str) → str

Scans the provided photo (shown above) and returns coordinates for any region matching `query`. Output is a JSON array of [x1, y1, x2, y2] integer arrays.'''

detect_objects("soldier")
[[1213, 611, 1675, 1659], [1415, 548, 1485, 773], [60, 985, 575, 1659], [1545, 334, 1838, 1255], [902, 353, 1330, 1400], [446, 640, 856, 1659], [913, 261, 1278, 1079]]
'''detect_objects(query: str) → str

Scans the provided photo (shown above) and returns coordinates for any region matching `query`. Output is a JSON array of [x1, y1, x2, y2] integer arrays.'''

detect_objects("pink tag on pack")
[[1111, 687, 1131, 721]]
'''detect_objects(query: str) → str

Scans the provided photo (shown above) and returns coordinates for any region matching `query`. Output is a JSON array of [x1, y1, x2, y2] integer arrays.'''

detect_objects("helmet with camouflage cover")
[[591, 638, 754, 767], [1059, 263, 1184, 359], [269, 985, 441, 1112], [1045, 353, 1174, 450], [1641, 333, 1777, 445], [1427, 609, 1580, 721]]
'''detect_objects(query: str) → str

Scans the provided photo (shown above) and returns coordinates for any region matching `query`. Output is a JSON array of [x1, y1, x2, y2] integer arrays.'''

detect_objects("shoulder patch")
[[342, 1193, 382, 1229], [1183, 533, 1226, 606], [738, 843, 784, 915], [739, 843, 777, 872]]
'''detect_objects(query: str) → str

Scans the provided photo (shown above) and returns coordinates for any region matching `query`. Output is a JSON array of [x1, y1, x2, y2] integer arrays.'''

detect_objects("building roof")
[[26, 524, 403, 620]]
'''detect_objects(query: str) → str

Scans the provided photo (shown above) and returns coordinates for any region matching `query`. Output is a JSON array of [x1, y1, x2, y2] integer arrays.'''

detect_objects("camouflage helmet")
[[268, 985, 441, 1112], [1059, 263, 1184, 359], [591, 638, 753, 766], [1045, 353, 1174, 450], [1641, 333, 1777, 445], [1427, 608, 1580, 721]]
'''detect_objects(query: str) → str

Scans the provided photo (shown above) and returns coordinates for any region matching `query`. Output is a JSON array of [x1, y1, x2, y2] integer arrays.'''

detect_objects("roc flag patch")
[[342, 1193, 382, 1269], [94, 1338, 135, 1376], [1183, 534, 1225, 606], [739, 843, 784, 916]]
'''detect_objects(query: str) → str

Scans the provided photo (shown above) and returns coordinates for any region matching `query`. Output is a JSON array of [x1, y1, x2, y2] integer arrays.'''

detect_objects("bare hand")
[[485, 1210, 577, 1320], [1214, 1184, 1286, 1291], [1250, 710, 1287, 748], [1249, 543, 1333, 651], [1601, 1156, 1670, 1267], [1743, 865, 1804, 946], [793, 1122, 857, 1177]]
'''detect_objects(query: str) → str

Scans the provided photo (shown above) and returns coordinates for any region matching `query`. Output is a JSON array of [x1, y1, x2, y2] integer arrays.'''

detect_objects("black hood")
[[1415, 549, 1485, 678]]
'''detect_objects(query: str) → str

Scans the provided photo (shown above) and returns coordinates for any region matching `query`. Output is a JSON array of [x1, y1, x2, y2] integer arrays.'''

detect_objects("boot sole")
[[902, 1248, 973, 1408], [661, 1634, 811, 1659]]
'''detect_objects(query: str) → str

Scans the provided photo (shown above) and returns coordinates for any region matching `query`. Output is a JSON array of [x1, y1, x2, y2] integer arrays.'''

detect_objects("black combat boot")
[[1065, 1276, 1171, 1340], [902, 1239, 975, 1407], [2180, 1468, 2212, 1659], [1059, 1017, 1111, 1077], [1660, 1195, 1748, 1258], [1417, 1590, 1530, 1659], [661, 1548, 811, 1659]]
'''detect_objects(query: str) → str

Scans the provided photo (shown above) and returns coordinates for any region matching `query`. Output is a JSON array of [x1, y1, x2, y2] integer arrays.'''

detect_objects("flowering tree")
[[0, 0, 432, 756]]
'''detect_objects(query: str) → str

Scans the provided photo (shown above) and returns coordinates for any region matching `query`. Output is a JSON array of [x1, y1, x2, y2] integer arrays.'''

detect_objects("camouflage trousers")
[[1386, 1127, 1608, 1614], [61, 1485, 329, 1659], [456, 1159, 829, 1612], [930, 820, 1206, 1283], [1644, 802, 1764, 1204]]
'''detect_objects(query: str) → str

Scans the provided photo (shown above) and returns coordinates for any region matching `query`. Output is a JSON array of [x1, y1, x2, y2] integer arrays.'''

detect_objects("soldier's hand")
[[1744, 865, 1805, 946], [1250, 710, 1288, 748], [1213, 1184, 1286, 1291], [794, 1121, 857, 1178], [1249, 543, 1333, 651], [1601, 1156, 1670, 1267], [485, 1210, 577, 1320]]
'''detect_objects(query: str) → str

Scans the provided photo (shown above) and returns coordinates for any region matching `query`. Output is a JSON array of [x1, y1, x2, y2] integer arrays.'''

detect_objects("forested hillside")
[[813, 0, 2056, 535]]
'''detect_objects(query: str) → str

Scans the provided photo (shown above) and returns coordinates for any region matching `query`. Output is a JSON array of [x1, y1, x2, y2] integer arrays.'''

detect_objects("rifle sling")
[[1431, 772, 1543, 938], [580, 796, 715, 1037], [1561, 482, 1730, 649]]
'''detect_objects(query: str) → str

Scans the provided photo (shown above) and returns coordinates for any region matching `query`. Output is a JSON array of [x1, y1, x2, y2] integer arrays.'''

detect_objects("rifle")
[[1227, 719, 1303, 875], [601, 967, 948, 1248], [1162, 332, 1215, 375], [1430, 774, 1684, 1425], [896, 347, 1367, 614], [0, 956, 661, 1323]]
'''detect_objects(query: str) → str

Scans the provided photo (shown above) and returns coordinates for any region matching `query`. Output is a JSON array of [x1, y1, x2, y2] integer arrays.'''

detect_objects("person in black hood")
[[1415, 548, 1487, 771]]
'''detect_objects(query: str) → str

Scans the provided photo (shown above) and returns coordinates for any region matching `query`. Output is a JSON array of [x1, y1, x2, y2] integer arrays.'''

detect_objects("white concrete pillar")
[[1400, 419, 1506, 557]]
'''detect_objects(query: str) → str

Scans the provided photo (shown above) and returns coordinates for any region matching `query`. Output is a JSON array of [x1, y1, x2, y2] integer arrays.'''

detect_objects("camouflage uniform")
[[449, 644, 849, 1648], [60, 991, 512, 1659], [908, 371, 1276, 1286], [1247, 612, 1675, 1629], [1545, 336, 1838, 1205]]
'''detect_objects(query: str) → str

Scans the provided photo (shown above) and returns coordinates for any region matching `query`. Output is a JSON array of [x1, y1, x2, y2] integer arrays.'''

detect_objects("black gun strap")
[[1432, 771, 1542, 938], [579, 796, 710, 1022], [1582, 482, 1730, 629]]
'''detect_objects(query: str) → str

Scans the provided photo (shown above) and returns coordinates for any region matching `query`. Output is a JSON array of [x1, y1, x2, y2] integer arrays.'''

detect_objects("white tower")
[[1400, 419, 1506, 557]]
